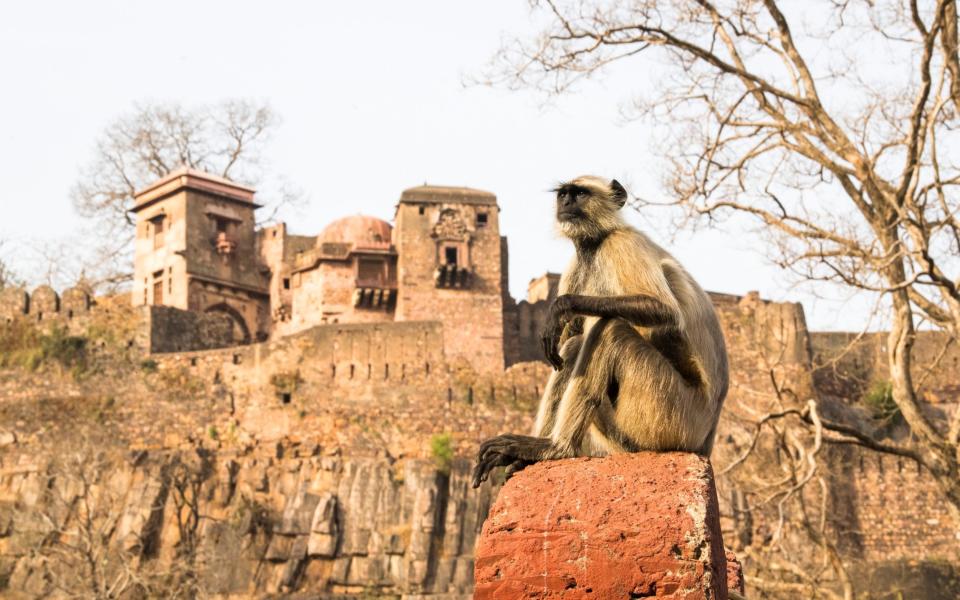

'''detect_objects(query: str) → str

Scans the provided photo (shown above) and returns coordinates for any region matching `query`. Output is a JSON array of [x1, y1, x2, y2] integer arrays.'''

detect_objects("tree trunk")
[[887, 286, 960, 513]]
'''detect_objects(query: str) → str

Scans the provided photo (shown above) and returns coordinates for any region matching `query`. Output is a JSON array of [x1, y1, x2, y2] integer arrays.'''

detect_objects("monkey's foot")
[[472, 434, 554, 488]]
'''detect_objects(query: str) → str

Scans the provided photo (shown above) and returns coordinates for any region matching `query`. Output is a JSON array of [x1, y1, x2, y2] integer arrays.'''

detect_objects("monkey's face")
[[555, 184, 592, 223], [553, 176, 628, 241]]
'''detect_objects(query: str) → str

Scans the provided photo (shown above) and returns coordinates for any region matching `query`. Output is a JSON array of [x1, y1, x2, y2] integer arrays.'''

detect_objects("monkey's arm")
[[556, 294, 679, 327], [542, 294, 678, 368]]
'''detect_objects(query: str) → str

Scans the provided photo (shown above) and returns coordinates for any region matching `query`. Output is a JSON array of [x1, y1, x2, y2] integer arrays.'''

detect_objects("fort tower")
[[131, 168, 269, 343], [393, 185, 506, 373]]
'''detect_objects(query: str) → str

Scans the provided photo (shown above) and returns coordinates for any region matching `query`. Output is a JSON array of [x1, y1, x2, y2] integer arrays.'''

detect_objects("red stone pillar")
[[474, 452, 740, 599]]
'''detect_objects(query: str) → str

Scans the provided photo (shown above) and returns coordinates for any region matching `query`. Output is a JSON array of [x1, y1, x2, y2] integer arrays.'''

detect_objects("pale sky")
[[0, 1, 876, 331]]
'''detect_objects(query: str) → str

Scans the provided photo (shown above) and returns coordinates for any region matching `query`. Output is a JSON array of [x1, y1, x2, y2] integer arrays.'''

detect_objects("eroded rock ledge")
[[474, 452, 744, 599], [0, 444, 492, 598]]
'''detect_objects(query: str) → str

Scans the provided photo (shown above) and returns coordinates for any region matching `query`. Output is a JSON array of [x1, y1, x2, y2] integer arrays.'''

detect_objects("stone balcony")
[[434, 264, 472, 289]]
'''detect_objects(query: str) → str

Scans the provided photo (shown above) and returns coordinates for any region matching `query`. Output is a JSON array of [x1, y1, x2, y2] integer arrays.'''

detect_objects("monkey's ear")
[[610, 179, 627, 208]]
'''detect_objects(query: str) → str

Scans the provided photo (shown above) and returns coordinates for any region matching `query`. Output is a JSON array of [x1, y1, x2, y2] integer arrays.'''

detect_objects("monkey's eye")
[[575, 189, 588, 200]]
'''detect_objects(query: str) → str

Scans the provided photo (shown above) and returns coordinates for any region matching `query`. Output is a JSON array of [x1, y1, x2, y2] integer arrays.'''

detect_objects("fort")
[[120, 168, 514, 371], [0, 169, 958, 597]]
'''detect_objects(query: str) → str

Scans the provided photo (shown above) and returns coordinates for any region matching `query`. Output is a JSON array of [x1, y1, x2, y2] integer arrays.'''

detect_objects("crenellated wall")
[[0, 285, 92, 324], [811, 330, 960, 402], [0, 286, 244, 355], [826, 445, 960, 563]]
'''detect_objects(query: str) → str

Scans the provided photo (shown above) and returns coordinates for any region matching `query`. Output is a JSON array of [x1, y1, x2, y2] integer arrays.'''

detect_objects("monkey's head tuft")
[[552, 176, 628, 242]]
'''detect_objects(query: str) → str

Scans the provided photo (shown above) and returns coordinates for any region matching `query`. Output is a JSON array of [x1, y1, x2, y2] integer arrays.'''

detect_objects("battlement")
[[811, 330, 960, 401], [0, 285, 92, 323], [827, 446, 960, 562]]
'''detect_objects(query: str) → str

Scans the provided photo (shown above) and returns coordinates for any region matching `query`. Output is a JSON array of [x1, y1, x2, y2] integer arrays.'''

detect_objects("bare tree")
[[0, 240, 21, 290], [163, 449, 214, 598], [26, 239, 91, 291], [23, 443, 213, 599], [28, 447, 139, 599], [72, 100, 300, 290], [488, 0, 960, 511], [718, 364, 857, 599]]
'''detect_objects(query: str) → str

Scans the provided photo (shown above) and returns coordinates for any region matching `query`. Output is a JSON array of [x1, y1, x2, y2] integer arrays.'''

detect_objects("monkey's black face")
[[555, 184, 591, 222]]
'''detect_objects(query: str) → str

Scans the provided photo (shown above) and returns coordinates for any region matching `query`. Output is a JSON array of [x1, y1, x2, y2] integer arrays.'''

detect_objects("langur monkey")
[[472, 176, 729, 488]]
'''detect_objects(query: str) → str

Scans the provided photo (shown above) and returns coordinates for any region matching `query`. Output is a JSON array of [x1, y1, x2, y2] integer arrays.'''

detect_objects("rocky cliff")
[[1, 439, 497, 598]]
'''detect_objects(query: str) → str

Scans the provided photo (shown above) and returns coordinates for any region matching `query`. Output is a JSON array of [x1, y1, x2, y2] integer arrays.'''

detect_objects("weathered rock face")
[[474, 453, 731, 599], [0, 444, 496, 598]]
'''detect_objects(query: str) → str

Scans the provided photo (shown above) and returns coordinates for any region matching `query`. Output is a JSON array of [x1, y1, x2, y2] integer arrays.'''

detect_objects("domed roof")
[[319, 215, 392, 250]]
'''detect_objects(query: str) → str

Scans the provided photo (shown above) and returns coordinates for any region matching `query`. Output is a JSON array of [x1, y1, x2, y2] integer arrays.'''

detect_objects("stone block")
[[405, 558, 430, 588], [307, 492, 339, 557], [726, 550, 745, 596], [347, 555, 387, 585], [264, 534, 296, 562], [114, 472, 166, 554], [474, 452, 732, 599], [61, 287, 91, 317], [0, 287, 28, 320], [280, 535, 308, 588], [29, 285, 59, 319], [0, 430, 16, 447], [277, 489, 321, 535], [329, 556, 351, 584]]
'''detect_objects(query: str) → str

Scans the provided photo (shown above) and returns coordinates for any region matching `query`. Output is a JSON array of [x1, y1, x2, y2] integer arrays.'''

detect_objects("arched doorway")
[[205, 303, 251, 345]]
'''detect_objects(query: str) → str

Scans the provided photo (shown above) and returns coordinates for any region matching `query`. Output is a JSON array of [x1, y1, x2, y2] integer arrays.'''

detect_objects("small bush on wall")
[[430, 433, 454, 474], [864, 380, 900, 422], [0, 322, 87, 375]]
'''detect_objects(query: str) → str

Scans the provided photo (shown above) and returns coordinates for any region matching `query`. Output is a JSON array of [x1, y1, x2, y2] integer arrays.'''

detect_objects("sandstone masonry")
[[129, 170, 514, 372]]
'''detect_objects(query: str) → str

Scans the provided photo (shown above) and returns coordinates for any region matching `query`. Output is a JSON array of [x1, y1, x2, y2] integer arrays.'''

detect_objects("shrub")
[[0, 322, 87, 375], [864, 380, 899, 421], [0, 320, 40, 368], [93, 396, 116, 423], [41, 327, 87, 366], [140, 359, 159, 373], [430, 433, 455, 474], [270, 371, 302, 394]]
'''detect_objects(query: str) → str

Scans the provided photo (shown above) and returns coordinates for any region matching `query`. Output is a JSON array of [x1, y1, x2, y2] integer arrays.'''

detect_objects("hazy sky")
[[0, 1, 875, 331]]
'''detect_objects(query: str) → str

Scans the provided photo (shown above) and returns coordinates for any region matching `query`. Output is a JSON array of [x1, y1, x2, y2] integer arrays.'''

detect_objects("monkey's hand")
[[472, 434, 554, 488], [504, 459, 532, 480], [541, 295, 574, 370]]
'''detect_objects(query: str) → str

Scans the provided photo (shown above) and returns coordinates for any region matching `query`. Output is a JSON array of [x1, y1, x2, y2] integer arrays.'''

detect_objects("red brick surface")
[[474, 452, 730, 599], [725, 550, 744, 596]]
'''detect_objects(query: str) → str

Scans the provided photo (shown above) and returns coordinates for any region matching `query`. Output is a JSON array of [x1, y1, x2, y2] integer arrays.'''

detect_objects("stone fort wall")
[[827, 445, 960, 562], [1, 285, 94, 324], [811, 329, 960, 403], [146, 320, 549, 459], [697, 292, 960, 570], [0, 285, 246, 353]]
